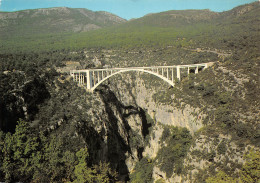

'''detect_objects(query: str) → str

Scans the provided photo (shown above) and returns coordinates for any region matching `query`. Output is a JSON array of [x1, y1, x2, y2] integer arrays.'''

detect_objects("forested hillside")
[[0, 2, 259, 183], [0, 2, 259, 54]]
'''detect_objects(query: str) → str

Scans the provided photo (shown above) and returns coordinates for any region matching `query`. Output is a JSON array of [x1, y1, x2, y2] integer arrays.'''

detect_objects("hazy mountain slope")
[[0, 2, 259, 53], [129, 9, 219, 27], [0, 7, 126, 38]]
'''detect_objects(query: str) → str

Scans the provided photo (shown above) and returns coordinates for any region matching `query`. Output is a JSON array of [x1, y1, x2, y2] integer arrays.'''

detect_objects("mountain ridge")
[[0, 2, 259, 53], [0, 7, 127, 37]]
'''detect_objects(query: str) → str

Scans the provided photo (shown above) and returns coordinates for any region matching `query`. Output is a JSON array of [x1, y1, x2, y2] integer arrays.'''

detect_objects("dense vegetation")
[[0, 120, 117, 182]]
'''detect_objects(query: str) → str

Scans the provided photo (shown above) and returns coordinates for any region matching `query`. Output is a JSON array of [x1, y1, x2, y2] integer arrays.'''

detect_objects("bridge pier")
[[195, 66, 199, 74], [177, 66, 181, 80], [86, 71, 93, 90], [172, 68, 174, 82]]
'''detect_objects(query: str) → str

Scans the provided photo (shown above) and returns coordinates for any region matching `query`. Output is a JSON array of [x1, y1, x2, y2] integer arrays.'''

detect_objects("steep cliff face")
[[110, 74, 204, 133], [102, 72, 205, 180]]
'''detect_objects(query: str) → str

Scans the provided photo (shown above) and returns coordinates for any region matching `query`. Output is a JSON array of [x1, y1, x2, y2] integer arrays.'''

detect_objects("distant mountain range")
[[0, 7, 126, 37], [0, 2, 259, 52]]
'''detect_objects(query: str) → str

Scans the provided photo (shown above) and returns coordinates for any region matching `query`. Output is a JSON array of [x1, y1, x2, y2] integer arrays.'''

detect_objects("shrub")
[[156, 126, 192, 177], [130, 157, 154, 183], [217, 140, 227, 155]]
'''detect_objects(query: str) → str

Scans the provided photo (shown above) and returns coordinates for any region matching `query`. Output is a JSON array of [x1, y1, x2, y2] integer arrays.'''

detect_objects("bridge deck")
[[71, 63, 209, 73]]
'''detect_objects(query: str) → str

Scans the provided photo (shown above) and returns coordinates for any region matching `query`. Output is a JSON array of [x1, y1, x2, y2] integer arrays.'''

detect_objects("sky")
[[0, 0, 257, 20]]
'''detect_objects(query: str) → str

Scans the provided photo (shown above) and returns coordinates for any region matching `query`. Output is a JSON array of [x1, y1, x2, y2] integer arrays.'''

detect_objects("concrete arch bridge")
[[70, 62, 213, 92]]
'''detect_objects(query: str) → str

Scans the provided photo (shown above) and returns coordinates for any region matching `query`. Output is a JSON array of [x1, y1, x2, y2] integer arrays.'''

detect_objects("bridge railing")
[[70, 63, 209, 73]]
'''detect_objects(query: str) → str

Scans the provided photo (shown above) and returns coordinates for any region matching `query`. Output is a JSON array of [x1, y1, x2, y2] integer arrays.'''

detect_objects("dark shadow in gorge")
[[96, 85, 154, 180], [96, 85, 131, 180]]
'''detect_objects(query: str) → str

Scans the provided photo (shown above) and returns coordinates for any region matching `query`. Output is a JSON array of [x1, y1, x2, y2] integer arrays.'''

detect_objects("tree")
[[1, 120, 40, 182], [43, 135, 67, 182], [2, 132, 14, 182], [73, 147, 117, 183], [73, 147, 96, 183], [0, 131, 5, 179]]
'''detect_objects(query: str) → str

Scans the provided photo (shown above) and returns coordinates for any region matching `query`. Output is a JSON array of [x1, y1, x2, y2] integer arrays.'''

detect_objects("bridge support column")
[[195, 66, 199, 74], [172, 68, 174, 82], [93, 72, 95, 86], [86, 71, 93, 90], [71, 72, 75, 81], [162, 68, 164, 77], [177, 66, 181, 80], [81, 74, 83, 85], [79, 74, 82, 85]]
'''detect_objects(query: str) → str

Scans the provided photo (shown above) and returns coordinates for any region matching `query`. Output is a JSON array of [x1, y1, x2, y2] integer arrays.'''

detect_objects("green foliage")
[[12, 120, 40, 177], [42, 135, 71, 182], [73, 148, 117, 183], [129, 131, 143, 149], [0, 131, 4, 178], [1, 120, 41, 182], [130, 157, 154, 183], [205, 171, 237, 183], [205, 149, 260, 183], [155, 179, 166, 183], [156, 126, 192, 177], [73, 148, 96, 183], [217, 140, 227, 155], [93, 162, 118, 183], [1, 132, 13, 182], [240, 150, 260, 183]]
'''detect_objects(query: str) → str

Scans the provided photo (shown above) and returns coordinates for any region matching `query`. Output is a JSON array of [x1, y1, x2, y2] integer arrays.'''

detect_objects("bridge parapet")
[[70, 63, 212, 92]]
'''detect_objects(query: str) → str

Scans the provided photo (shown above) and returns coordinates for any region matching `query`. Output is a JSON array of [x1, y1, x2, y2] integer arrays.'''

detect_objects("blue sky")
[[0, 0, 257, 20]]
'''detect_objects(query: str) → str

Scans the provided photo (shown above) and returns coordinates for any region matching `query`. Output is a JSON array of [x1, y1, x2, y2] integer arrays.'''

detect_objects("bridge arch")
[[91, 69, 175, 91]]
